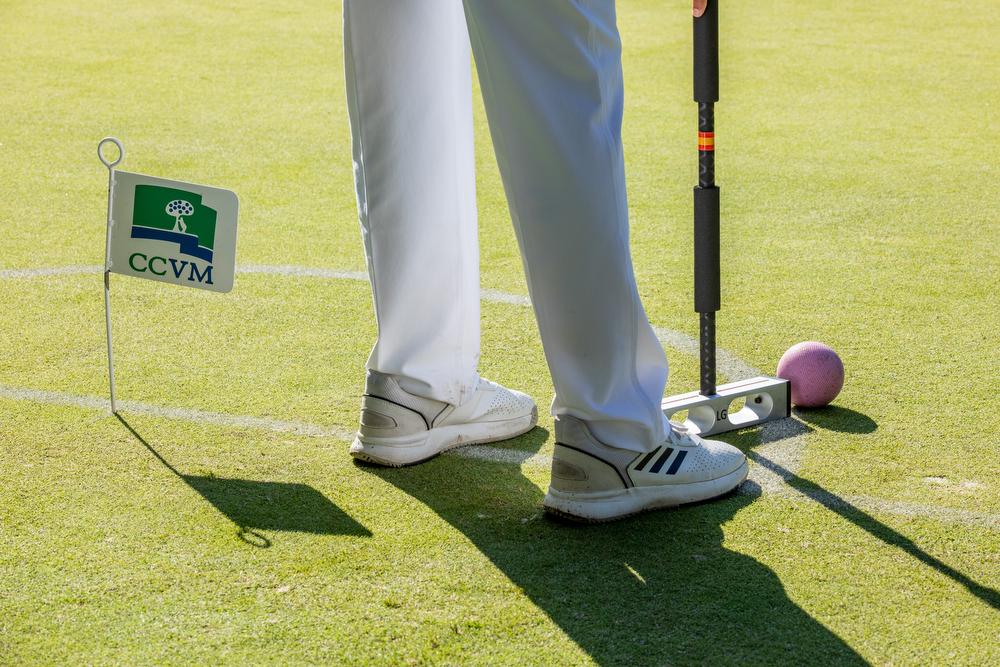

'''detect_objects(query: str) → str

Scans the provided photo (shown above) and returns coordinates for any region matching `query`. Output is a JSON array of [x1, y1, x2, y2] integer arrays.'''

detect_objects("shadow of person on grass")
[[117, 415, 371, 547], [748, 451, 1000, 612], [357, 427, 866, 666], [725, 410, 998, 611]]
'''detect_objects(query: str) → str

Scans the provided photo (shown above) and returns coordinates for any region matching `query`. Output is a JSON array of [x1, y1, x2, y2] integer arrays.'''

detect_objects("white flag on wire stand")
[[98, 137, 240, 413]]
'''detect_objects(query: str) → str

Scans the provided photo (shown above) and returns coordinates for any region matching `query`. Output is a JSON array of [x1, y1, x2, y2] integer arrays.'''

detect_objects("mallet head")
[[663, 376, 791, 437]]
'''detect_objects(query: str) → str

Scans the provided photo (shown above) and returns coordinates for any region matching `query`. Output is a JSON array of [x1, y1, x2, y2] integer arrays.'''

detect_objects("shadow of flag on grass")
[[181, 475, 370, 537]]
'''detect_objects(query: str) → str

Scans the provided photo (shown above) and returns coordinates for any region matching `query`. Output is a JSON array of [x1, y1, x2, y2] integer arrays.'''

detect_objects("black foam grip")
[[693, 0, 719, 103], [694, 186, 720, 312]]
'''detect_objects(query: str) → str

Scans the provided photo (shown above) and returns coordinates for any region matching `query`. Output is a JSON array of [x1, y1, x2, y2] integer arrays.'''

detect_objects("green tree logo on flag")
[[130, 185, 218, 262]]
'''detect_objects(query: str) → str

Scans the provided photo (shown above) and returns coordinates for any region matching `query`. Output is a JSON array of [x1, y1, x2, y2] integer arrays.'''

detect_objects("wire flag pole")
[[98, 137, 124, 415]]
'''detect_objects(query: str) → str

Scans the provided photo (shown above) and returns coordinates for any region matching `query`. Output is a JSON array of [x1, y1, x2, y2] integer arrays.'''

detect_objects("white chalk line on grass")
[[0, 385, 352, 439], [1, 265, 534, 307], [239, 264, 368, 282], [2, 264, 800, 490], [0, 265, 103, 279], [449, 446, 998, 529], [3, 264, 995, 528], [784, 484, 1000, 529], [2, 382, 994, 529], [1, 383, 995, 529]]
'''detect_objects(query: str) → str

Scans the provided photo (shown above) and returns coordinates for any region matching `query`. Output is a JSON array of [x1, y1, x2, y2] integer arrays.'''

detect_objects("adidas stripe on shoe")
[[543, 415, 748, 522]]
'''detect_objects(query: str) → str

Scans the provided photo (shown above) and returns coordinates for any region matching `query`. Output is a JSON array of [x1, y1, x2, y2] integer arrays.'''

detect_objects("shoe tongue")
[[667, 422, 694, 446]]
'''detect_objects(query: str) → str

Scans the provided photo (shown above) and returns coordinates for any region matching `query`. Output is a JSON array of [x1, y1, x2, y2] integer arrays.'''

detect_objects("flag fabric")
[[108, 171, 238, 293]]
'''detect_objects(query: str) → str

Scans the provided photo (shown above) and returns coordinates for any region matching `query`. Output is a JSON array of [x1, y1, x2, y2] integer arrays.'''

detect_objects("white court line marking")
[[239, 264, 368, 282], [0, 265, 102, 279], [0, 265, 843, 496], [448, 445, 999, 529], [6, 264, 994, 528], [1, 384, 993, 528], [1, 384, 995, 528], [0, 385, 352, 439], [1, 265, 534, 306], [779, 481, 1000, 529]]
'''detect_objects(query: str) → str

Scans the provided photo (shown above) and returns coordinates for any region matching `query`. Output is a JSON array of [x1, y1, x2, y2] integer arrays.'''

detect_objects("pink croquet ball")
[[776, 341, 845, 408]]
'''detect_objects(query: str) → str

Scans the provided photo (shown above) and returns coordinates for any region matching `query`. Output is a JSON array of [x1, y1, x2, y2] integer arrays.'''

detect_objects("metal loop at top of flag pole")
[[98, 137, 125, 170]]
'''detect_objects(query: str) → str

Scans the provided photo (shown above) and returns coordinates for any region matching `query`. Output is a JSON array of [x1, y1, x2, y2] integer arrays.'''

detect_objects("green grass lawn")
[[1, 0, 998, 664]]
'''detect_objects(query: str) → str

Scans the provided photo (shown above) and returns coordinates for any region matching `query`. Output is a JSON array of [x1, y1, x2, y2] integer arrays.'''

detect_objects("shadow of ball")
[[777, 341, 844, 408]]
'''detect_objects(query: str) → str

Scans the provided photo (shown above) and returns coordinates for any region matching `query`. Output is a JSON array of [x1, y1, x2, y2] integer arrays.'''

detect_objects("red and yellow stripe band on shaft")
[[698, 132, 715, 151]]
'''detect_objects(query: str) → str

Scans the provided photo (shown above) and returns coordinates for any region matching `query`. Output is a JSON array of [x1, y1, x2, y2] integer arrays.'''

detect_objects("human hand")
[[693, 0, 708, 17]]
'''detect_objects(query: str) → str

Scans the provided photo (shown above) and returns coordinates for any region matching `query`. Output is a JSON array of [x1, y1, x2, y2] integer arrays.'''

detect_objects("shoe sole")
[[542, 459, 749, 523], [350, 407, 538, 467]]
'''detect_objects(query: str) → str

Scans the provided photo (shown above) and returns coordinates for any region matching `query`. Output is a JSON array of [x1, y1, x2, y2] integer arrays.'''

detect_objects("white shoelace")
[[667, 420, 698, 447]]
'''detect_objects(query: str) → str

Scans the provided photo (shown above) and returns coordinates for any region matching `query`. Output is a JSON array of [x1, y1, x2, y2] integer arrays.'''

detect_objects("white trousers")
[[344, 0, 670, 452]]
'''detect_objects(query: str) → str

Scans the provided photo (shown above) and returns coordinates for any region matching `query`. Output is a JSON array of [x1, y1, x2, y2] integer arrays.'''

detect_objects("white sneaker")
[[543, 415, 748, 522], [349, 371, 538, 467]]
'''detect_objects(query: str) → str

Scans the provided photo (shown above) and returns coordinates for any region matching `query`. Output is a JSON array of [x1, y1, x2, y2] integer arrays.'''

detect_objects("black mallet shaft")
[[694, 1, 720, 396], [664, 2, 791, 436]]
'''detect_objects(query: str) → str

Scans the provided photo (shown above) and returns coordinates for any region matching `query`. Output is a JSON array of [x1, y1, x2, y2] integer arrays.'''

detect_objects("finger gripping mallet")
[[661, 0, 791, 436]]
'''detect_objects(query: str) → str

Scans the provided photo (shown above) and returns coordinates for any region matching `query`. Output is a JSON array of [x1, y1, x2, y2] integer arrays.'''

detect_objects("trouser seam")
[[588, 13, 662, 451], [462, 3, 552, 396], [343, 3, 382, 362], [451, 6, 469, 406]]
